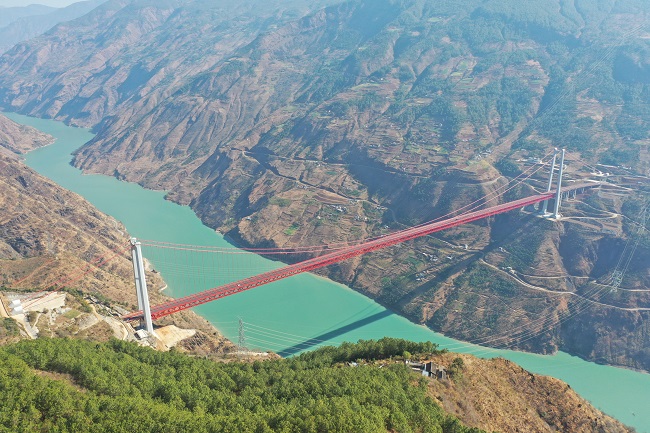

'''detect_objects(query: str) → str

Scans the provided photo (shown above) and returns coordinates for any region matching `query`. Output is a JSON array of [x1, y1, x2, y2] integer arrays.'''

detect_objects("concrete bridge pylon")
[[131, 238, 154, 335], [540, 148, 559, 216], [552, 148, 566, 219]]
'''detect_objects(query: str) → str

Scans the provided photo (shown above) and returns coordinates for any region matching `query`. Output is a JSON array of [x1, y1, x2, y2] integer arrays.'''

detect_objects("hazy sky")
[[0, 0, 77, 7]]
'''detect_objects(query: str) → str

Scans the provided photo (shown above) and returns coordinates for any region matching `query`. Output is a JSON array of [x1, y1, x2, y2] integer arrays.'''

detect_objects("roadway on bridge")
[[124, 182, 601, 321]]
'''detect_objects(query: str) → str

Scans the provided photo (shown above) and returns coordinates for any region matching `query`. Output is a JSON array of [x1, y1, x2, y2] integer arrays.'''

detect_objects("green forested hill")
[[0, 338, 482, 433]]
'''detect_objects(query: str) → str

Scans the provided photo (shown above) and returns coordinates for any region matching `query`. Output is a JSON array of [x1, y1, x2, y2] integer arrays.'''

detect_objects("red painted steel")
[[124, 191, 561, 321]]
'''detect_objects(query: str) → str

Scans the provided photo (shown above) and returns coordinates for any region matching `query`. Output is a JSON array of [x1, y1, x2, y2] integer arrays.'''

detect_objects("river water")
[[7, 112, 649, 432]]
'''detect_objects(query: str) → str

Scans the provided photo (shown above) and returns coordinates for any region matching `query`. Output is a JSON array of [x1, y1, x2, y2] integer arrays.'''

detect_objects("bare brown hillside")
[[0, 113, 53, 155], [427, 352, 631, 433], [0, 154, 232, 354]]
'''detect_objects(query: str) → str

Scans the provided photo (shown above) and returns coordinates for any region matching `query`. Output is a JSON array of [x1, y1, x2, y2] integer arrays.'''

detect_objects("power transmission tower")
[[609, 205, 648, 291], [237, 318, 247, 356]]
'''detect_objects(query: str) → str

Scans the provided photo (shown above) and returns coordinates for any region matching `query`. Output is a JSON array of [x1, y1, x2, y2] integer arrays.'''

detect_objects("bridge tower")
[[130, 238, 154, 334], [552, 149, 566, 219], [540, 148, 559, 216]]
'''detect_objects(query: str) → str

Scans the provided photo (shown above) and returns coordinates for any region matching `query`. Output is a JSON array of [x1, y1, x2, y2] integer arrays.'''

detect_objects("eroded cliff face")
[[0, 0, 648, 370]]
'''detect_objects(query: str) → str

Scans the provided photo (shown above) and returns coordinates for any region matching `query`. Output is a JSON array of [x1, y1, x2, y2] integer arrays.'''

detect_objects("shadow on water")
[[278, 310, 393, 357]]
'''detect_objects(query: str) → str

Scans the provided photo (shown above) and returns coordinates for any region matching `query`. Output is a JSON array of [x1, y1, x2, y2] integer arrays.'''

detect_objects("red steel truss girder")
[[123, 191, 561, 321]]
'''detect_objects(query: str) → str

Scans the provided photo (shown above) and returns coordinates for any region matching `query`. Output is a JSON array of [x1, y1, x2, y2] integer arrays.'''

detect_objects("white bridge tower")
[[540, 148, 566, 219], [130, 238, 154, 334]]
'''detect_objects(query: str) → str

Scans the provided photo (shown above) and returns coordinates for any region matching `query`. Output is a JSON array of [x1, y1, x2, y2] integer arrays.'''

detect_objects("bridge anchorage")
[[124, 149, 599, 328]]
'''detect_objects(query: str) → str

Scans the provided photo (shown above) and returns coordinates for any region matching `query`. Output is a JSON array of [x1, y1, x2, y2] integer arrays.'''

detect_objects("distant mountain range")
[[0, 0, 107, 53], [0, 4, 56, 28], [0, 0, 648, 371]]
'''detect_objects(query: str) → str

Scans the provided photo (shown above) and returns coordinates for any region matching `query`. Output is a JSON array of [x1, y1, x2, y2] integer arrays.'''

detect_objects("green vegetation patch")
[[63, 310, 82, 319], [60, 287, 92, 313], [0, 338, 483, 433], [283, 223, 300, 236], [269, 197, 291, 208], [456, 263, 519, 297], [1, 318, 20, 337]]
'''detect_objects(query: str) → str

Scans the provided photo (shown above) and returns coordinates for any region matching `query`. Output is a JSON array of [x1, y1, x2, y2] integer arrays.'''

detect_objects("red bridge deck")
[[125, 187, 591, 321]]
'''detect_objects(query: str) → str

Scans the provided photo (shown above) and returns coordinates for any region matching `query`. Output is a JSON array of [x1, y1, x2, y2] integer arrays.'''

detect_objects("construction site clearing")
[[0, 290, 198, 352]]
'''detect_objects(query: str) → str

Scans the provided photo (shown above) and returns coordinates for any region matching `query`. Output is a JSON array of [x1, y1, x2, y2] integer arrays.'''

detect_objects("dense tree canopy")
[[0, 338, 482, 433]]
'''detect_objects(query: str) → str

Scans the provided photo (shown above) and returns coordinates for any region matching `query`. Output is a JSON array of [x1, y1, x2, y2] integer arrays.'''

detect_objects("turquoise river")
[[6, 112, 649, 432]]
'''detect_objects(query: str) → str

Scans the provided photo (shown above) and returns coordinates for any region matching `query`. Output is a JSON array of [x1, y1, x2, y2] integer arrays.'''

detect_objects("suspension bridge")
[[120, 149, 604, 333]]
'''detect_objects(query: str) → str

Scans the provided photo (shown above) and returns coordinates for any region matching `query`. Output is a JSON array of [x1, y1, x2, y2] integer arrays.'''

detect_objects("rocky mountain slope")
[[0, 113, 53, 155], [427, 352, 630, 433], [0, 146, 229, 354], [0, 0, 648, 370], [0, 153, 137, 301]]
